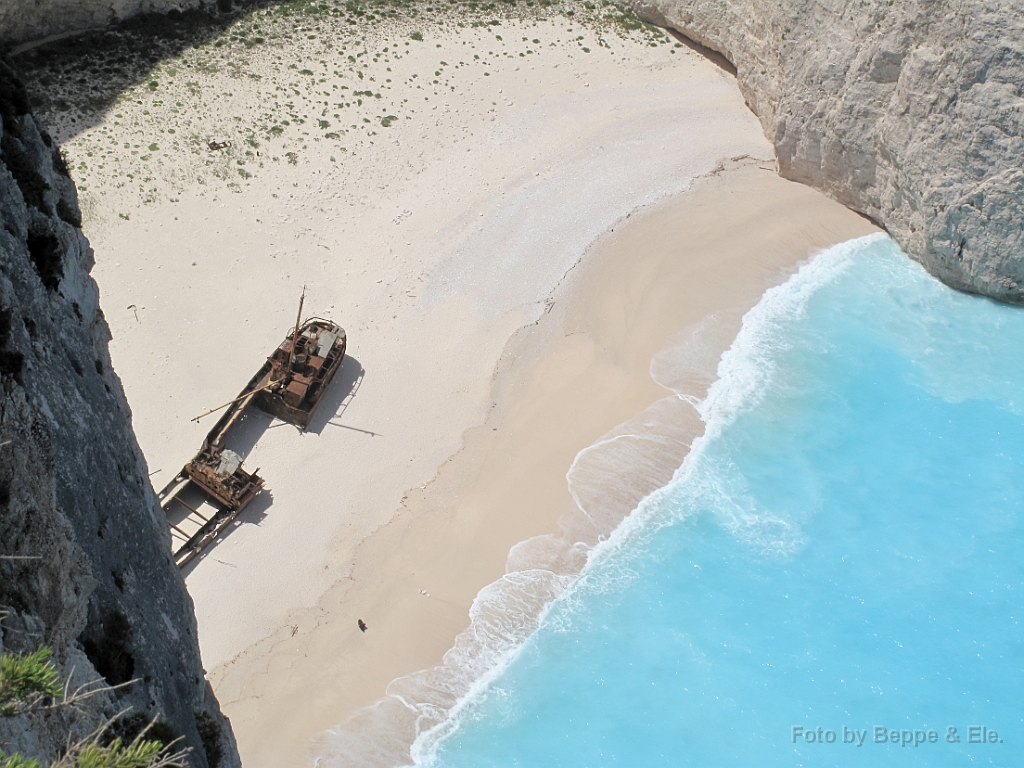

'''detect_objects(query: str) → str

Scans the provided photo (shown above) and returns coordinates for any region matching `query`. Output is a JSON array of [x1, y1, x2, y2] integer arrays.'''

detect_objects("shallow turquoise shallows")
[[417, 235, 1023, 768]]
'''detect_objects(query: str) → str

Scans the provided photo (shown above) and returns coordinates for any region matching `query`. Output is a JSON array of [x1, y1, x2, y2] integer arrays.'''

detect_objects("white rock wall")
[[623, 0, 1024, 303]]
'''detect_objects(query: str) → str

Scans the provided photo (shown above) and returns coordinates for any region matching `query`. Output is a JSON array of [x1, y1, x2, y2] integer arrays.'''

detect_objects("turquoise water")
[[416, 235, 1024, 767]]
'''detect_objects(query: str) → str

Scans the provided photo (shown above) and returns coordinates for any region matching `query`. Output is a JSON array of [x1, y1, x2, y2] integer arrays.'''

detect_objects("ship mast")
[[290, 286, 306, 369]]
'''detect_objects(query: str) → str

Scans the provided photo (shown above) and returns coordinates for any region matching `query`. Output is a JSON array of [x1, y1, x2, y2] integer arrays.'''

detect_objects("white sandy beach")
[[29, 4, 877, 764]]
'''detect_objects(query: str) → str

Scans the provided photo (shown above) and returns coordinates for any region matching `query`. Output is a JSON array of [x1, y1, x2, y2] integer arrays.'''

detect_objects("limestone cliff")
[[623, 0, 1024, 303], [0, 61, 238, 767]]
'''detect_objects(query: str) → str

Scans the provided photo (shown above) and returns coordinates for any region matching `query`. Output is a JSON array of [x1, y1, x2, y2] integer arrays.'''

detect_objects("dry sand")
[[18, 3, 876, 765]]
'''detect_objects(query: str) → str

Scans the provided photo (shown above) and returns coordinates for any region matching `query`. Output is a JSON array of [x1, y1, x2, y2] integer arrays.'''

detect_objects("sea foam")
[[415, 233, 1024, 767], [310, 233, 895, 767]]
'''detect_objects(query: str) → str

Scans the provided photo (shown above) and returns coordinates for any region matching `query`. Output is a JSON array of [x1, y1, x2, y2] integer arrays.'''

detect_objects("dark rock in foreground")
[[0, 60, 239, 768]]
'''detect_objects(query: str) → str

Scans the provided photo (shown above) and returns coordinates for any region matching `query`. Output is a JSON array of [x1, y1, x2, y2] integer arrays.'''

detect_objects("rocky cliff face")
[[0, 61, 238, 767], [623, 0, 1024, 303], [0, 1, 215, 49]]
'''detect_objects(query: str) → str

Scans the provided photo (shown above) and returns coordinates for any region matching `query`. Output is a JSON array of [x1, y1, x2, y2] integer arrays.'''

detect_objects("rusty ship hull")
[[252, 318, 347, 428], [159, 313, 346, 567]]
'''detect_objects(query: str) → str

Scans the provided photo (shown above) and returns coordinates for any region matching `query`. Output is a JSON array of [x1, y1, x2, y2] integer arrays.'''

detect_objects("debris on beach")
[[159, 290, 346, 567]]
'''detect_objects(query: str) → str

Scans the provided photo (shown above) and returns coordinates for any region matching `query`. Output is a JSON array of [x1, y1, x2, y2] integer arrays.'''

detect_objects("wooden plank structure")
[[159, 291, 347, 567]]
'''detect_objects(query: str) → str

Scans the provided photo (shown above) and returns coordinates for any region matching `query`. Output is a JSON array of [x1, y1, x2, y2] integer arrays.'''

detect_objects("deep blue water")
[[416, 235, 1023, 767]]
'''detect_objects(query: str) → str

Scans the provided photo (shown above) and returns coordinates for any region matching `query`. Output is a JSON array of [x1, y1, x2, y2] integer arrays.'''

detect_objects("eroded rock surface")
[[0, 1, 216, 49], [623, 0, 1024, 302], [0, 61, 238, 768]]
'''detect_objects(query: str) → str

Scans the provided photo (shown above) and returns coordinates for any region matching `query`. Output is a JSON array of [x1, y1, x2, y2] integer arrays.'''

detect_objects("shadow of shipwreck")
[[306, 355, 366, 436], [177, 487, 273, 577]]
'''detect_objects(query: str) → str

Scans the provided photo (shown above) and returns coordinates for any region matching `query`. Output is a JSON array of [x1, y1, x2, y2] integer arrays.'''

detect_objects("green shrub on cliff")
[[1, 739, 169, 768], [1, 753, 42, 768], [0, 648, 62, 716], [0, 647, 187, 768]]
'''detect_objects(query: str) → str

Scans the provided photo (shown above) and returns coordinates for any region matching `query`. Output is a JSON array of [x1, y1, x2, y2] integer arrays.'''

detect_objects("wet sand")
[[219, 162, 877, 767]]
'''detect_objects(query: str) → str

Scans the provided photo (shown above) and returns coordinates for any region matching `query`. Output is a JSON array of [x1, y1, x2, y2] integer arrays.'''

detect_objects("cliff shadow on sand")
[[6, 1, 294, 144]]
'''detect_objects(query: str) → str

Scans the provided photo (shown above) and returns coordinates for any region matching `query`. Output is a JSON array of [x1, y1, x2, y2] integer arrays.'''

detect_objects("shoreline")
[[17, 8, 876, 765], [213, 162, 877, 767], [43, 11, 773, 678]]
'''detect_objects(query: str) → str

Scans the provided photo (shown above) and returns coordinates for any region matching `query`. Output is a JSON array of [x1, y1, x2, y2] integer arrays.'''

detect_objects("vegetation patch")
[[106, 712, 183, 752], [0, 647, 62, 716], [0, 645, 188, 767], [7, 0, 671, 216], [194, 711, 224, 768]]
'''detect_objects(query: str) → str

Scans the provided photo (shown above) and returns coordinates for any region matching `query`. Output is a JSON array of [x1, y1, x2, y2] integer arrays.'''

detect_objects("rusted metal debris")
[[159, 291, 347, 567], [253, 315, 347, 428]]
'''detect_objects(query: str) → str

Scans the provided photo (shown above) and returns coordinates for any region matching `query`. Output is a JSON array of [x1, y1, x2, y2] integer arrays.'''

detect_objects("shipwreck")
[[159, 292, 346, 567]]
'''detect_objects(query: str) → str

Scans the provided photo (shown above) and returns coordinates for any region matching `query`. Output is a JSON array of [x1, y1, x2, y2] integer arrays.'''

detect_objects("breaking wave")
[[308, 234, 883, 767]]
